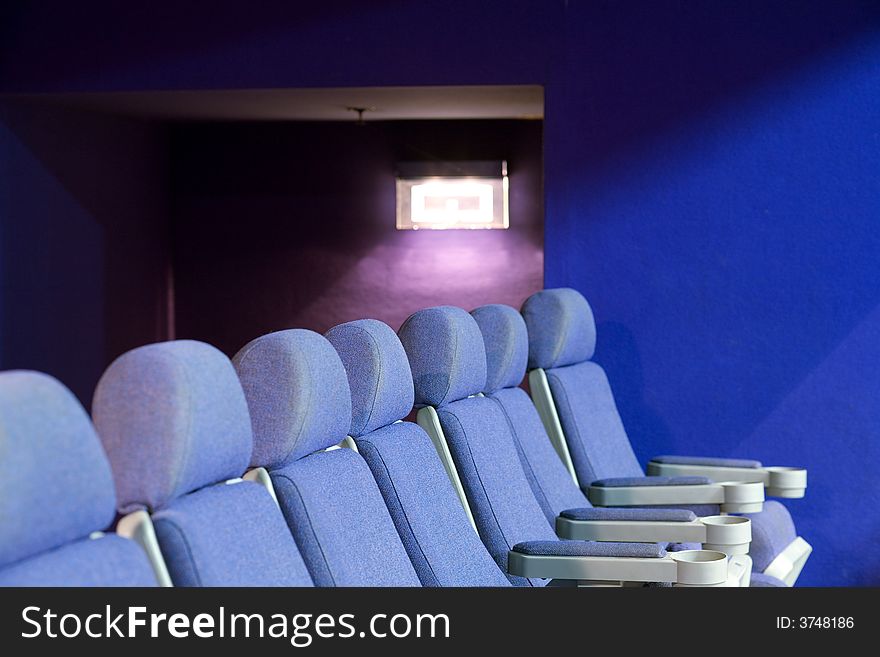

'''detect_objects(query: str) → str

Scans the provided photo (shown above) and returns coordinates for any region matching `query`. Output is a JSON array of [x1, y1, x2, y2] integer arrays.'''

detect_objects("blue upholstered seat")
[[92, 340, 313, 587], [470, 303, 706, 554], [398, 306, 670, 587], [519, 288, 806, 581], [0, 371, 156, 586], [233, 329, 421, 587], [325, 319, 511, 587]]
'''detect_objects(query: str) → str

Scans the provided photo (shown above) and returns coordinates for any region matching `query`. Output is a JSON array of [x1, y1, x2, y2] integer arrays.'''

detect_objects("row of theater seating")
[[0, 288, 808, 586]]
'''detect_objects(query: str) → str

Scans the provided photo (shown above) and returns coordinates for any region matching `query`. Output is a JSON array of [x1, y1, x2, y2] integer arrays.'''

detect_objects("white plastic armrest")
[[727, 554, 753, 587], [647, 460, 807, 499], [556, 515, 752, 556], [508, 549, 731, 587], [587, 481, 765, 513], [117, 510, 174, 587], [764, 537, 813, 586]]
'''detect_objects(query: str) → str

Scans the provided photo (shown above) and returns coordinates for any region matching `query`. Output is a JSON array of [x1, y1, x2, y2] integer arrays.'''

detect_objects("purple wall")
[[171, 120, 543, 354], [0, 99, 171, 404]]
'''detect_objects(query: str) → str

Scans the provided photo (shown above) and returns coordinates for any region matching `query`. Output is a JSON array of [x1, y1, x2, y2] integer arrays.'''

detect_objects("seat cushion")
[[437, 397, 559, 587], [0, 534, 156, 587], [271, 448, 421, 587], [744, 500, 798, 572], [153, 480, 312, 587], [546, 361, 644, 484], [488, 387, 588, 525], [356, 422, 510, 587]]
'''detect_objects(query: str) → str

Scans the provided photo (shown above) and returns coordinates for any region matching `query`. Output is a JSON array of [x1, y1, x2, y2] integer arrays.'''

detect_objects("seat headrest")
[[470, 304, 528, 393], [92, 340, 253, 514], [0, 371, 116, 568], [325, 319, 414, 437], [233, 329, 352, 467], [521, 288, 597, 369], [397, 306, 487, 407]]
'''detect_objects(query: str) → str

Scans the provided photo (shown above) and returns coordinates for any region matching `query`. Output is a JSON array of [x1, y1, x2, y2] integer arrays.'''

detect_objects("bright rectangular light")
[[396, 162, 509, 230]]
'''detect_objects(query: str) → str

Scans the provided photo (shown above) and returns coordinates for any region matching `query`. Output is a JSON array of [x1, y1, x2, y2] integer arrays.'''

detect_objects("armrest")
[[652, 455, 762, 468], [507, 542, 730, 586], [560, 507, 697, 522], [555, 508, 752, 555], [646, 457, 807, 499], [587, 478, 764, 513], [592, 475, 711, 487]]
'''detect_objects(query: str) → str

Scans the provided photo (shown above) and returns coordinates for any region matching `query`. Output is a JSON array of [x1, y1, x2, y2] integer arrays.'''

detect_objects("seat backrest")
[[471, 304, 589, 525], [92, 340, 312, 587], [0, 371, 156, 586], [398, 306, 558, 587], [233, 329, 421, 587], [521, 288, 644, 485], [325, 319, 510, 587]]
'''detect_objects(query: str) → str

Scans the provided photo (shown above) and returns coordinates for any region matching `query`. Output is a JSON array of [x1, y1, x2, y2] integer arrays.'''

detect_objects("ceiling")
[[5, 85, 544, 122]]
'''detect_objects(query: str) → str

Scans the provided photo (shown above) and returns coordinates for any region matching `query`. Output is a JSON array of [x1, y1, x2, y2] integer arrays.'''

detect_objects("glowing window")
[[396, 161, 509, 230]]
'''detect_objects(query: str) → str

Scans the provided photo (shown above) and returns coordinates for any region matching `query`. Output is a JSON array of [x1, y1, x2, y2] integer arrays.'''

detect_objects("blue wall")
[[0, 100, 171, 404], [543, 3, 880, 586], [2, 0, 879, 584]]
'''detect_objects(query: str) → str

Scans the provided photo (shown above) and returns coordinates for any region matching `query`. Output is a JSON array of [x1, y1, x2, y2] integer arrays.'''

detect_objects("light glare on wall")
[[396, 161, 509, 230]]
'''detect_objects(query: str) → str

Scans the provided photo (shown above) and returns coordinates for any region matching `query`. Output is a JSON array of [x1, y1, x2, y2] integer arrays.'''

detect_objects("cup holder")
[[766, 466, 807, 498], [718, 481, 764, 513], [700, 515, 751, 555], [670, 550, 729, 586]]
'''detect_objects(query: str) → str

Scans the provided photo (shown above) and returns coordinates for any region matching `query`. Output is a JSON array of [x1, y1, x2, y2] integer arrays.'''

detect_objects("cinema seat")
[[92, 340, 313, 587], [325, 319, 512, 586], [520, 288, 811, 586], [398, 307, 740, 587], [470, 303, 754, 577], [0, 371, 156, 586], [232, 329, 422, 587]]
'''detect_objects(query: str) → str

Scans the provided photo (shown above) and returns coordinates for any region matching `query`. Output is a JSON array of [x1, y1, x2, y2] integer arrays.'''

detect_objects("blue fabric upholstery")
[[93, 340, 253, 513], [0, 371, 117, 568], [270, 448, 421, 587], [153, 480, 312, 586], [398, 306, 487, 407], [745, 500, 798, 572], [93, 339, 312, 587], [470, 304, 529, 393], [653, 455, 763, 468], [521, 288, 597, 369], [487, 387, 587, 524], [512, 540, 666, 558], [356, 422, 510, 587], [327, 317, 509, 587], [524, 288, 803, 578], [233, 329, 352, 467], [559, 507, 697, 522], [436, 397, 557, 587], [325, 319, 414, 438], [593, 475, 711, 487], [750, 572, 788, 587], [0, 535, 156, 587], [547, 361, 644, 484]]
